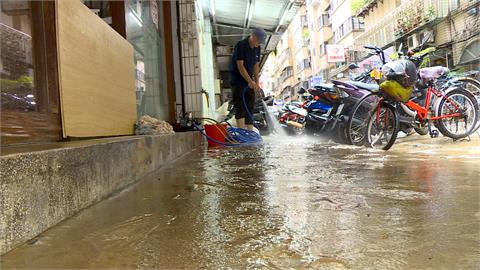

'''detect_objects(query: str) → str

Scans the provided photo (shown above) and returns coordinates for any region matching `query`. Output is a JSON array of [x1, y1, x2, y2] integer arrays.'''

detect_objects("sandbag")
[[135, 115, 175, 135]]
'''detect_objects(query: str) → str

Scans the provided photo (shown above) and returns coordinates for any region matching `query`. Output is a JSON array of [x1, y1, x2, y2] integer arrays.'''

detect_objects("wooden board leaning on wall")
[[56, 0, 136, 138]]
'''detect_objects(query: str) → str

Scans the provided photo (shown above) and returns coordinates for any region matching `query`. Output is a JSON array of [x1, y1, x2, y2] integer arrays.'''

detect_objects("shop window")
[[126, 0, 169, 120], [1, 1, 35, 112], [1, 1, 61, 145]]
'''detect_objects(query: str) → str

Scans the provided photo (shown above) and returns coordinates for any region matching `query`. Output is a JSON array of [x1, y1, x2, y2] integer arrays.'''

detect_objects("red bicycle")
[[365, 67, 479, 150]]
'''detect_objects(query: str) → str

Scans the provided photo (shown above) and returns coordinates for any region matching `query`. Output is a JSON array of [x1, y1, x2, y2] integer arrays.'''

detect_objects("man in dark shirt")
[[229, 28, 267, 130]]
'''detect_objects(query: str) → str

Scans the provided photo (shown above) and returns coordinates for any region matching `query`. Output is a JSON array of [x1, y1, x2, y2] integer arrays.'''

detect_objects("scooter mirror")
[[348, 63, 360, 70], [298, 87, 306, 94]]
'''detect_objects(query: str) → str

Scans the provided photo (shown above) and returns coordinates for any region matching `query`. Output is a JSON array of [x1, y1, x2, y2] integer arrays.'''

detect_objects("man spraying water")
[[229, 28, 267, 130]]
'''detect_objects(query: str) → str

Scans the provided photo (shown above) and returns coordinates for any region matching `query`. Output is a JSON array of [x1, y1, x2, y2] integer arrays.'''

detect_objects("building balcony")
[[355, 0, 380, 17], [296, 58, 311, 73], [280, 66, 294, 83], [278, 48, 292, 66], [355, 0, 449, 49]]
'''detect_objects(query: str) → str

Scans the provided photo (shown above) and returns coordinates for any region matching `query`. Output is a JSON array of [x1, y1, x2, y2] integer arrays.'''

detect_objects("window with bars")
[[320, 42, 328, 55], [301, 15, 308, 27], [333, 16, 364, 43], [296, 58, 311, 72], [316, 14, 329, 31]]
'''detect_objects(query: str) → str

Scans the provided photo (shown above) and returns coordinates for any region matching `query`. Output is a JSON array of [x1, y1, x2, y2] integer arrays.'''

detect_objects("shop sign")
[[327, 44, 345, 62], [309, 76, 324, 87]]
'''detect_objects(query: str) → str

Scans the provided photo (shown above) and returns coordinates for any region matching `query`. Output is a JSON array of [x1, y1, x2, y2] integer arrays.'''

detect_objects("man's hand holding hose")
[[248, 80, 260, 92]]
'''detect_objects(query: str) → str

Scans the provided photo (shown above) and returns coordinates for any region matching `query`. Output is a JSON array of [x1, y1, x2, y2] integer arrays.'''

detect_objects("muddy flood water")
[[2, 135, 480, 269]]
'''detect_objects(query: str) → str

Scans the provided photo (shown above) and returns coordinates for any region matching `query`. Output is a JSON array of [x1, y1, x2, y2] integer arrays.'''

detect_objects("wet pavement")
[[2, 134, 480, 269]]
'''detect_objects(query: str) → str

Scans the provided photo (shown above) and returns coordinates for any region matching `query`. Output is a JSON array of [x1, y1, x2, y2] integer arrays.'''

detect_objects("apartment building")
[[328, 0, 366, 78], [291, 5, 313, 95], [262, 5, 309, 101], [306, 0, 334, 84], [354, 0, 479, 71], [263, 4, 325, 101]]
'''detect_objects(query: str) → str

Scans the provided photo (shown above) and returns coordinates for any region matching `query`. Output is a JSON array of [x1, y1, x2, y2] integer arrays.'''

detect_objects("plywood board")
[[56, 0, 136, 138]]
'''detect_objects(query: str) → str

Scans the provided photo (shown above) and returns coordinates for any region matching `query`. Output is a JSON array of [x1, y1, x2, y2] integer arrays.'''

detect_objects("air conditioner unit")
[[407, 33, 420, 51]]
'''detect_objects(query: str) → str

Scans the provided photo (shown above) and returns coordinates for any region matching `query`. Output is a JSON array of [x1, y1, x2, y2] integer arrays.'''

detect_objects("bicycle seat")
[[419, 66, 449, 82], [346, 81, 379, 92]]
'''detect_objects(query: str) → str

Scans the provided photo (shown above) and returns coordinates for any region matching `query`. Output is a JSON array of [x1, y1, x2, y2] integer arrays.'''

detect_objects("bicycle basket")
[[379, 80, 413, 102]]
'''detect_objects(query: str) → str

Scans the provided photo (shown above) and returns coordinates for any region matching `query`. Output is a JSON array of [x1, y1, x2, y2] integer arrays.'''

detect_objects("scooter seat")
[[346, 81, 379, 92], [308, 84, 335, 96], [317, 83, 334, 90]]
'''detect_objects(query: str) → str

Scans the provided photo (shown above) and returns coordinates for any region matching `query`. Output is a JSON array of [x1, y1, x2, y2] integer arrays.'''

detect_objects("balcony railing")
[[301, 15, 309, 27], [354, 0, 448, 49], [278, 48, 291, 64], [280, 66, 294, 83], [296, 59, 311, 72], [355, 0, 379, 17]]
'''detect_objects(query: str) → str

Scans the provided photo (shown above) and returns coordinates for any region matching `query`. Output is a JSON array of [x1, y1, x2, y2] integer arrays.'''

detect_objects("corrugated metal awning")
[[200, 0, 303, 69]]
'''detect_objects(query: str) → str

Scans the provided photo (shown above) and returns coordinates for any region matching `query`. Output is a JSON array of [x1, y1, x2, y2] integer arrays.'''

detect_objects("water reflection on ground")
[[2, 134, 480, 269]]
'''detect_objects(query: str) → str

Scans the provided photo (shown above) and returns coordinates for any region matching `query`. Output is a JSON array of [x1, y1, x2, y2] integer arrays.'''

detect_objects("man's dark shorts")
[[232, 84, 255, 125]]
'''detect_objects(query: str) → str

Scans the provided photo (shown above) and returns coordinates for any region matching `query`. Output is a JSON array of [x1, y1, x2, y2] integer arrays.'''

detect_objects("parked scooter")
[[301, 83, 357, 143], [278, 101, 307, 135]]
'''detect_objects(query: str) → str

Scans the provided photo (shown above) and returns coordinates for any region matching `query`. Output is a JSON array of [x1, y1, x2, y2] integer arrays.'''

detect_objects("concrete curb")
[[0, 132, 203, 255]]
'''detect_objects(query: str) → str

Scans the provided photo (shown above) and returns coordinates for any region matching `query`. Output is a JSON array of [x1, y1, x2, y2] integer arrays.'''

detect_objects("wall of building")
[[177, 0, 217, 118], [197, 16, 216, 118], [362, 0, 399, 28], [178, 0, 203, 117], [306, 0, 333, 83], [331, 0, 353, 30]]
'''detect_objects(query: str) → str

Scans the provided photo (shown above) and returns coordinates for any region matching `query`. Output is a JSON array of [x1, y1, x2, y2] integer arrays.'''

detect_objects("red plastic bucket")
[[204, 124, 228, 147]]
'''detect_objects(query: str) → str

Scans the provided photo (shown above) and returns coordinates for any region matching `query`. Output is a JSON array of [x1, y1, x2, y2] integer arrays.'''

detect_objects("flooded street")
[[2, 135, 480, 269]]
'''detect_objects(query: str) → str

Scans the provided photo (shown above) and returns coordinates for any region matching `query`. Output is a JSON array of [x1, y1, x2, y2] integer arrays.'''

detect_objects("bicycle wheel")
[[366, 103, 399, 150], [346, 93, 380, 145], [436, 88, 479, 139], [456, 78, 480, 133]]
